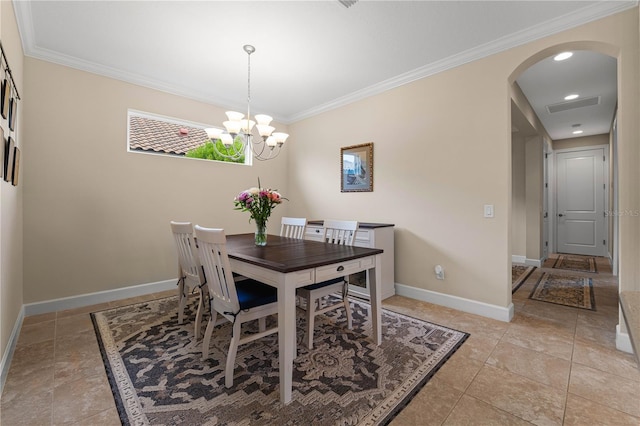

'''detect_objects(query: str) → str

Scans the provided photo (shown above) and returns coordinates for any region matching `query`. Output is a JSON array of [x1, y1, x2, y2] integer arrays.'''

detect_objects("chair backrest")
[[194, 225, 240, 314], [170, 221, 205, 285], [322, 219, 358, 246], [280, 217, 307, 239]]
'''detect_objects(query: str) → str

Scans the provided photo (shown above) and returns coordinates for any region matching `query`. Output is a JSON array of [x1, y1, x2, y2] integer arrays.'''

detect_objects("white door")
[[556, 148, 606, 256]]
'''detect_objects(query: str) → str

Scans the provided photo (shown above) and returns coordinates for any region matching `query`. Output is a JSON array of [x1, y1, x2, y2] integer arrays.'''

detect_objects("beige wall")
[[287, 8, 639, 308], [22, 58, 290, 303], [525, 136, 543, 261], [1, 0, 24, 377], [554, 133, 609, 151], [511, 133, 526, 258]]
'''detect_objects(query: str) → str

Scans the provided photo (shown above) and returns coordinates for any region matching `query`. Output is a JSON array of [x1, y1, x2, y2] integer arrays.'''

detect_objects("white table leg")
[[278, 276, 297, 404], [368, 254, 383, 345]]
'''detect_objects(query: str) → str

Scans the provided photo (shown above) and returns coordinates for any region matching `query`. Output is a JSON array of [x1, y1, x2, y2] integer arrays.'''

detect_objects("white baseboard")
[[512, 255, 542, 267], [395, 283, 514, 322], [616, 324, 633, 354], [23, 279, 177, 316], [0, 306, 25, 395]]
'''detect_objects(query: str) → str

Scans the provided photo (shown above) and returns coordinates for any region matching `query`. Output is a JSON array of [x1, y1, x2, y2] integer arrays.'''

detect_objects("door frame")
[[552, 144, 609, 255]]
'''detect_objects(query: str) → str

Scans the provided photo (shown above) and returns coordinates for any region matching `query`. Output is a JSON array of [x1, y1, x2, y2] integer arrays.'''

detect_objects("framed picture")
[[11, 146, 19, 186], [4, 136, 14, 182], [341, 142, 373, 192], [1, 79, 9, 120], [0, 126, 3, 179], [8, 97, 16, 131]]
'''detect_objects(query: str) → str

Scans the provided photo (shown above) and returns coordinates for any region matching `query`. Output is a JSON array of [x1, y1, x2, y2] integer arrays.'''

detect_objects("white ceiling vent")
[[546, 96, 601, 114], [338, 0, 358, 8]]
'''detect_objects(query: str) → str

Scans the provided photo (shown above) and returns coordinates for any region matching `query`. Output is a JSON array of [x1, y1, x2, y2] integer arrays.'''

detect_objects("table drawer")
[[315, 256, 374, 282]]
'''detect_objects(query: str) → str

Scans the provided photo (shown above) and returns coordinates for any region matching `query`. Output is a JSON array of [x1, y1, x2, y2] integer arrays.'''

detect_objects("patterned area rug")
[[529, 272, 596, 310], [91, 296, 468, 425], [552, 255, 597, 273], [512, 265, 536, 293]]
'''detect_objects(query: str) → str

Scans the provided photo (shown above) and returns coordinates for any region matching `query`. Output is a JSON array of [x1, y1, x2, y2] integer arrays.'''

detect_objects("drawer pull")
[[315, 229, 320, 233], [337, 265, 344, 272]]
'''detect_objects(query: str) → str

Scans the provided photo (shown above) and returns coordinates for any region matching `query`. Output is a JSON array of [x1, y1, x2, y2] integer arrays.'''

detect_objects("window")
[[127, 110, 248, 164]]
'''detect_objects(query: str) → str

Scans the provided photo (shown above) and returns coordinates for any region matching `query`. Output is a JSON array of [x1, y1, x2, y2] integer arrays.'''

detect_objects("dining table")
[[225, 233, 384, 405]]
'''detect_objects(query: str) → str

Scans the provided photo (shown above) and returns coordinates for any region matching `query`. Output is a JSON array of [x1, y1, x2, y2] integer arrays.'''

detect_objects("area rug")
[[529, 272, 596, 310], [552, 255, 597, 273], [512, 265, 536, 293], [91, 296, 468, 425]]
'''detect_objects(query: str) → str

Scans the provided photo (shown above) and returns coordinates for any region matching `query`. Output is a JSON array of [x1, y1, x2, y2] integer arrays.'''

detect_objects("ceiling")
[[14, 1, 636, 139]]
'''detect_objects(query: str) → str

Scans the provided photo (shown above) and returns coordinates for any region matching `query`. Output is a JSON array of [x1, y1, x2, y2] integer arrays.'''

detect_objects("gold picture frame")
[[341, 142, 373, 192]]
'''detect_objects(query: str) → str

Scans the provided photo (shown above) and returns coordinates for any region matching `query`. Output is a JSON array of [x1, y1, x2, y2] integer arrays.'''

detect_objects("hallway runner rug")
[[512, 265, 536, 293], [552, 255, 597, 273], [91, 296, 468, 426], [529, 272, 596, 311]]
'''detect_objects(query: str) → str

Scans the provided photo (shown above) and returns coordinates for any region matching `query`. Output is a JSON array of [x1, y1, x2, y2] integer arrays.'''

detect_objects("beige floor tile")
[[55, 313, 95, 338], [452, 333, 500, 363], [568, 363, 640, 418], [22, 311, 56, 326], [466, 365, 566, 425], [69, 407, 121, 426], [574, 321, 616, 348], [1, 340, 55, 404], [443, 394, 531, 425], [502, 320, 575, 360], [0, 389, 53, 426], [572, 337, 640, 382], [54, 330, 105, 387], [52, 373, 116, 424], [563, 393, 640, 425], [576, 309, 619, 331], [433, 352, 484, 392], [486, 341, 571, 389], [16, 320, 56, 347], [390, 376, 463, 426], [517, 300, 579, 326]]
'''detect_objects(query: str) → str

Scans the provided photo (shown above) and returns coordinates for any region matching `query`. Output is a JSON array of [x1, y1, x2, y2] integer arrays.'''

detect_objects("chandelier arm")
[[254, 146, 281, 161]]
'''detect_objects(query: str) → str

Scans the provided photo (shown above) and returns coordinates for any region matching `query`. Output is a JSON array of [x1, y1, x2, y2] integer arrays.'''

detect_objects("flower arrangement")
[[234, 179, 286, 245]]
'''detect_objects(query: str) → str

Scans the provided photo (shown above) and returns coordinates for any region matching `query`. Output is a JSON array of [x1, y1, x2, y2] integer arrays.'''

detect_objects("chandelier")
[[204, 45, 289, 161]]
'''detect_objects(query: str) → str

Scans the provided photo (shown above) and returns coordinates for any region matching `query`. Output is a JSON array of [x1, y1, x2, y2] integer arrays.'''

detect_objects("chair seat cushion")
[[236, 279, 278, 310], [300, 277, 344, 292]]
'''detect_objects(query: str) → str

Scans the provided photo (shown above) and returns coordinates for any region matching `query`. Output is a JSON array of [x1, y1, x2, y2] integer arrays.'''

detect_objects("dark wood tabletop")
[[226, 233, 383, 273]]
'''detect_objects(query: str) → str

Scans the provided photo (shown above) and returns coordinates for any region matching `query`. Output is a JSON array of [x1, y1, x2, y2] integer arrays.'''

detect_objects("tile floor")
[[1, 254, 638, 425]]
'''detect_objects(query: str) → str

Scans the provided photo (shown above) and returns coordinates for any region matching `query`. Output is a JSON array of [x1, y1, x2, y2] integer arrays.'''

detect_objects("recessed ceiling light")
[[564, 94, 579, 100], [554, 52, 573, 61], [573, 130, 584, 135]]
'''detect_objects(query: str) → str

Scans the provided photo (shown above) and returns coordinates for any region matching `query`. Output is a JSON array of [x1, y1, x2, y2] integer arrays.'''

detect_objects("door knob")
[[559, 214, 564, 217]]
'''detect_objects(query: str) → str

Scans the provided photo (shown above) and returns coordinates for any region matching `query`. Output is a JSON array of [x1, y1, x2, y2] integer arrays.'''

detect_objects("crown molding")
[[14, 0, 637, 125], [287, 1, 637, 122]]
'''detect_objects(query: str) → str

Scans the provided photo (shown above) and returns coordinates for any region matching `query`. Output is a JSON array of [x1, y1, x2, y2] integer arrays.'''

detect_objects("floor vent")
[[546, 96, 600, 114]]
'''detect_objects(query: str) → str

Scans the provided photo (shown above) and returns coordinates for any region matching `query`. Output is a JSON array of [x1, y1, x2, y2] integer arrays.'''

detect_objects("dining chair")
[[195, 225, 279, 388], [296, 219, 358, 349], [170, 221, 207, 340], [280, 217, 307, 239]]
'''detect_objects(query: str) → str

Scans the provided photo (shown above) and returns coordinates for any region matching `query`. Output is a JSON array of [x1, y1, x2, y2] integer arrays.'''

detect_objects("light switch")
[[484, 204, 494, 218]]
